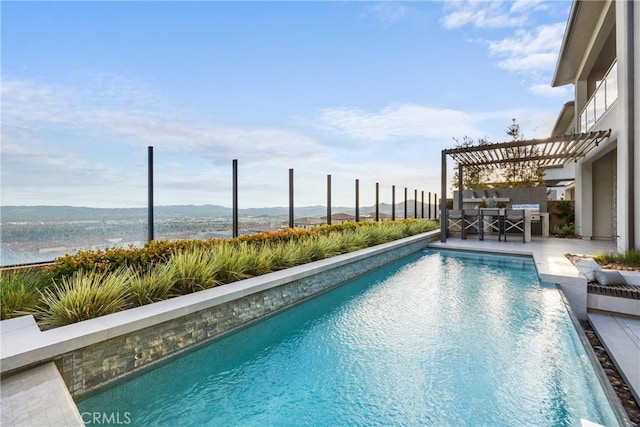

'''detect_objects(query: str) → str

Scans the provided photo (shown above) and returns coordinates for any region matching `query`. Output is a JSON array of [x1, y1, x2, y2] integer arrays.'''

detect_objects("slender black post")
[[414, 189, 418, 218], [355, 179, 360, 222], [457, 163, 463, 211], [327, 174, 332, 225], [404, 187, 408, 219], [375, 182, 380, 222], [435, 193, 438, 220], [147, 146, 154, 242], [392, 185, 396, 220], [289, 168, 294, 228], [428, 192, 432, 219], [421, 191, 425, 218], [232, 159, 238, 238], [441, 150, 447, 242]]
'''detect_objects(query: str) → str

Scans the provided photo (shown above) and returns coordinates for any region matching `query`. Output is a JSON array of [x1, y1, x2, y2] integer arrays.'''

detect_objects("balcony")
[[579, 61, 618, 132]]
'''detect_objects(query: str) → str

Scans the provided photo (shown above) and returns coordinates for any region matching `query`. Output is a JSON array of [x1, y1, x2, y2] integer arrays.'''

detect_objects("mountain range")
[[1, 202, 437, 223]]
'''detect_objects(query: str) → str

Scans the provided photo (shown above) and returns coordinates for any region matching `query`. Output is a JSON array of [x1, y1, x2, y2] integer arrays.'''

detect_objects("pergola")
[[439, 129, 612, 242]]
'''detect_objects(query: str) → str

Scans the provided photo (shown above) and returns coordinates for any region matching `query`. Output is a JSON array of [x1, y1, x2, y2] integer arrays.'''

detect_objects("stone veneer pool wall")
[[0, 232, 439, 398]]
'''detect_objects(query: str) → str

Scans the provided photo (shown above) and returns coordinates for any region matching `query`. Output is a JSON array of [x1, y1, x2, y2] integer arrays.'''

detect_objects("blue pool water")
[[77, 250, 619, 426]]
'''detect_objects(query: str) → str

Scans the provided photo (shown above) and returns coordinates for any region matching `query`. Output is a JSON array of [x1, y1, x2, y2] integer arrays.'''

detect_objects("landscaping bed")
[[0, 220, 438, 327]]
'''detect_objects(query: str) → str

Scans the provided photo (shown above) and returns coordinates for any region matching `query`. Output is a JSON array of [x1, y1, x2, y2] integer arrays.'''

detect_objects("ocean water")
[[77, 250, 619, 426]]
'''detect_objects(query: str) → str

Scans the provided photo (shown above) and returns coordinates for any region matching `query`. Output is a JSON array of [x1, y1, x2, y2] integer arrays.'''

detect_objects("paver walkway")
[[1, 362, 84, 427]]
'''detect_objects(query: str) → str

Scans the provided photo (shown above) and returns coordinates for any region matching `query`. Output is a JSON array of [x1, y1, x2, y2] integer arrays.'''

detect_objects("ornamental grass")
[[127, 264, 175, 307], [0, 268, 49, 320], [36, 269, 129, 328], [166, 248, 220, 295], [2, 219, 438, 326], [592, 248, 640, 268]]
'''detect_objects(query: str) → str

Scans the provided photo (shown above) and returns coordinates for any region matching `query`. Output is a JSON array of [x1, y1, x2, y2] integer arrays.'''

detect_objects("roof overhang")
[[443, 129, 611, 171], [550, 101, 576, 136], [552, 0, 609, 87]]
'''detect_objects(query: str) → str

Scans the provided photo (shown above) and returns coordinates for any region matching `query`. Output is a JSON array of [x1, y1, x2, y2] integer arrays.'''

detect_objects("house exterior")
[[319, 213, 356, 224], [361, 212, 392, 222], [551, 0, 638, 251], [293, 217, 324, 229]]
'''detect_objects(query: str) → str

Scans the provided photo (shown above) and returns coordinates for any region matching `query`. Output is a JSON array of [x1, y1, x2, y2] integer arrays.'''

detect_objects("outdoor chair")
[[504, 209, 525, 242], [462, 209, 481, 240], [447, 210, 463, 238], [480, 208, 502, 241]]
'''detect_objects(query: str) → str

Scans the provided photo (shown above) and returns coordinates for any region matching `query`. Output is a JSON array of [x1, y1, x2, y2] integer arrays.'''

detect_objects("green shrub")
[[18, 219, 439, 327], [552, 223, 576, 238], [49, 220, 439, 280], [553, 200, 575, 223], [0, 268, 50, 320], [36, 269, 129, 328]]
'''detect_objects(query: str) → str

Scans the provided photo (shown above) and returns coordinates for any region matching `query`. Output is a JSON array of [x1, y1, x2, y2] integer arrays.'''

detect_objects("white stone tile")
[[1, 362, 84, 427]]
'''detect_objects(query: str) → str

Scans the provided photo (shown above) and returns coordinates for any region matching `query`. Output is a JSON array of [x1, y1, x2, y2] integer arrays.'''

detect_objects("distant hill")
[[1, 202, 437, 223]]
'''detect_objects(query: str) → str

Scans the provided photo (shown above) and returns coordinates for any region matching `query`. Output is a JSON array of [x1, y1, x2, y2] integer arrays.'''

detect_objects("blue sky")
[[1, 0, 573, 209]]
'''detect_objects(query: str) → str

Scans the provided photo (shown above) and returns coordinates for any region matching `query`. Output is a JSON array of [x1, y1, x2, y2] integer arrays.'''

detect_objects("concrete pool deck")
[[0, 362, 83, 427]]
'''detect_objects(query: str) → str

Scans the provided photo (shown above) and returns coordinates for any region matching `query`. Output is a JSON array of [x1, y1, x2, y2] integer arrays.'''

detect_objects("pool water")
[[77, 250, 619, 426]]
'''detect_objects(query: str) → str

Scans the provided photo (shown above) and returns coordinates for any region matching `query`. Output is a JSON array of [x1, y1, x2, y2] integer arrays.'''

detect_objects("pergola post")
[[440, 150, 447, 242]]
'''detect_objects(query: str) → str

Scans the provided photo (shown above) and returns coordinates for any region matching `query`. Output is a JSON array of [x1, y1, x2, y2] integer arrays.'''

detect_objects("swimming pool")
[[77, 250, 619, 426]]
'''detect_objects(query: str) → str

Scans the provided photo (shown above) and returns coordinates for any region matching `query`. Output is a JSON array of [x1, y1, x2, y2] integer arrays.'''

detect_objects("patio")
[[437, 129, 612, 244]]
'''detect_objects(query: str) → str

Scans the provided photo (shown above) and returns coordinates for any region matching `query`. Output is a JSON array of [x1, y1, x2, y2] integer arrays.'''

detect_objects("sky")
[[1, 0, 574, 209]]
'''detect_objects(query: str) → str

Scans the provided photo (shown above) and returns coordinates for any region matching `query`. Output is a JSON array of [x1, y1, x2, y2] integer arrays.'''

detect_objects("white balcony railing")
[[579, 60, 618, 132]]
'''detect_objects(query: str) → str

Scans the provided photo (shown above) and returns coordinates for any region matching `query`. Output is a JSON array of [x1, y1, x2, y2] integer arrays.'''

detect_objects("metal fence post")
[[421, 190, 425, 218], [327, 174, 332, 225], [392, 185, 396, 220], [147, 146, 154, 242], [414, 189, 418, 219], [375, 182, 380, 222], [404, 187, 408, 219], [233, 159, 238, 238], [355, 179, 360, 222], [289, 168, 294, 228]]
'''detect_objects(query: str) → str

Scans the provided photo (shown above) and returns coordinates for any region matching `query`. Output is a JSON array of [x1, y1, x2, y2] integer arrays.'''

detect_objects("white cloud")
[[529, 83, 572, 98], [487, 23, 565, 77], [307, 104, 482, 142], [439, 1, 567, 99], [1, 77, 560, 207], [0, 78, 334, 206], [1, 78, 327, 167], [441, 0, 527, 29], [362, 3, 407, 25], [509, 0, 548, 14]]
